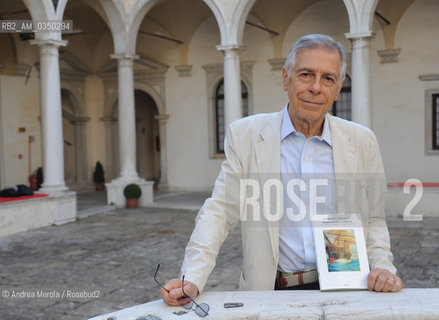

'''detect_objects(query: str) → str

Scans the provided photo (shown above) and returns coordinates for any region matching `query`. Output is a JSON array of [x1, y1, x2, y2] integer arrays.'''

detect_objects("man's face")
[[282, 47, 344, 126]]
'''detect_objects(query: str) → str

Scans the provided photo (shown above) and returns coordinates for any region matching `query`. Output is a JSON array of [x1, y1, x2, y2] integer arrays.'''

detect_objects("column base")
[[53, 191, 77, 225], [105, 177, 154, 208], [39, 184, 69, 194]]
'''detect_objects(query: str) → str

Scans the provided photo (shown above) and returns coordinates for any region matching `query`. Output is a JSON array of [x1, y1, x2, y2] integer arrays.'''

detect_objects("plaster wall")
[[0, 73, 42, 188], [241, 14, 285, 114], [166, 16, 223, 189], [371, 0, 439, 183], [282, 0, 351, 59]]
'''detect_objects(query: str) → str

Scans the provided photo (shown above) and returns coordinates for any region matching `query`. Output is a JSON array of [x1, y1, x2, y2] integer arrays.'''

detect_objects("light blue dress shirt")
[[278, 105, 336, 273]]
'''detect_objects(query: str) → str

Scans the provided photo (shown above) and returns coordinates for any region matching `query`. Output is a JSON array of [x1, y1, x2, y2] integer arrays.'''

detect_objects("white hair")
[[284, 34, 347, 83]]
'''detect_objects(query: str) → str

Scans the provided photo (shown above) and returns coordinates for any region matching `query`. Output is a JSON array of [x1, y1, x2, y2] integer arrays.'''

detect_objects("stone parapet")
[[90, 288, 439, 320], [0, 191, 76, 237]]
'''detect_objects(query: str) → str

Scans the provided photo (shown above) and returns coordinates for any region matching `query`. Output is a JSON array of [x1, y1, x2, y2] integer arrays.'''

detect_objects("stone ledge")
[[89, 288, 439, 320], [0, 191, 77, 237]]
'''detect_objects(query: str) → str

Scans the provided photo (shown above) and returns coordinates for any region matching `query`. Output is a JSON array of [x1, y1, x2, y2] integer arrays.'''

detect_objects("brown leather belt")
[[277, 270, 319, 288]]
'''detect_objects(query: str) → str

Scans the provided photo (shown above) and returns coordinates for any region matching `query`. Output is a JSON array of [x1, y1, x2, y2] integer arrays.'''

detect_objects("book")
[[312, 214, 370, 291]]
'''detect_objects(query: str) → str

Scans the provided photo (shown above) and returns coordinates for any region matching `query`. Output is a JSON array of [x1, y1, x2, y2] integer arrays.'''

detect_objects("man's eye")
[[325, 76, 335, 82]]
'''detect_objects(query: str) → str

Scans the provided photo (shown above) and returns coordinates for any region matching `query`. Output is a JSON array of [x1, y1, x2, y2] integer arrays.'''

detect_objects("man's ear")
[[282, 67, 289, 91]]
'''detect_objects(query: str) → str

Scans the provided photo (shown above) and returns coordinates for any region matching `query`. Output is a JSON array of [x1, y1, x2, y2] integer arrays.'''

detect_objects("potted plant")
[[93, 161, 105, 191], [36, 167, 43, 190], [123, 183, 142, 209]]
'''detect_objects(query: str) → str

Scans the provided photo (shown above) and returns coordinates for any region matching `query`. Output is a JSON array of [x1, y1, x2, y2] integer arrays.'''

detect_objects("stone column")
[[217, 45, 243, 129], [110, 54, 139, 179], [74, 117, 90, 184], [31, 39, 68, 193], [346, 32, 374, 128], [106, 54, 153, 208], [154, 114, 170, 189]]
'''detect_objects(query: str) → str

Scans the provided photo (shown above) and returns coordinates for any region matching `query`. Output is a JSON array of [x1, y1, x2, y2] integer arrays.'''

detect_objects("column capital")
[[100, 116, 117, 124], [216, 44, 245, 54], [346, 32, 375, 50], [110, 53, 139, 61], [30, 39, 68, 48], [345, 32, 375, 40], [74, 117, 90, 124]]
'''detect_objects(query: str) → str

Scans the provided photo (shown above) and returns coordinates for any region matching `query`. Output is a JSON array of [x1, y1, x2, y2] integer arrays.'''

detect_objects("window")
[[331, 75, 351, 120], [433, 94, 439, 150], [424, 89, 439, 155], [215, 79, 249, 153]]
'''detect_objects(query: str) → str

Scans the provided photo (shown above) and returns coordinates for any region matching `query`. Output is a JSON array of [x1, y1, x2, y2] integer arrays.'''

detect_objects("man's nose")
[[309, 77, 322, 94]]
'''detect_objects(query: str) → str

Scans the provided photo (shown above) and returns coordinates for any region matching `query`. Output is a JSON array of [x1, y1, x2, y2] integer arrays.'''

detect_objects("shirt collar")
[[281, 104, 332, 147]]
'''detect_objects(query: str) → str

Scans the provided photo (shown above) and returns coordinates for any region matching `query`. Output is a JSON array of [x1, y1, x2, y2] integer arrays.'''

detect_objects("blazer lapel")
[[254, 111, 283, 263], [329, 115, 359, 214]]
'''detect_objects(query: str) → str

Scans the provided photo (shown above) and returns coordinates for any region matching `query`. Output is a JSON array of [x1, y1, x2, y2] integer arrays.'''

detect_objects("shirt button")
[[305, 156, 309, 161], [307, 243, 313, 248]]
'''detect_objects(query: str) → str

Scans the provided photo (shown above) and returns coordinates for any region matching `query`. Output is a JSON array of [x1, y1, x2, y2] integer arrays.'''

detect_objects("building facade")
[[0, 0, 437, 198]]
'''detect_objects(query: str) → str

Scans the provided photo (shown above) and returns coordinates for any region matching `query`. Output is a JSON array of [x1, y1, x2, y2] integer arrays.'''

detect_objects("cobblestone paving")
[[0, 207, 438, 320]]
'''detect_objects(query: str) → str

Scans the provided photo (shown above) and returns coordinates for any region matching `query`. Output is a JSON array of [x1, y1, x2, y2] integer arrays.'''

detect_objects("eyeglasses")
[[154, 264, 210, 317]]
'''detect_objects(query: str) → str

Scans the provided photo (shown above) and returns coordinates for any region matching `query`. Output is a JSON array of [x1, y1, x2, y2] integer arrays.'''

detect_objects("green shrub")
[[123, 184, 142, 199], [93, 161, 105, 184], [36, 167, 43, 189]]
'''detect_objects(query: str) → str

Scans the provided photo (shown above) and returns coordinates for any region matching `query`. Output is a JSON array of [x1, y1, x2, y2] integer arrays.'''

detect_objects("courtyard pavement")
[[0, 190, 438, 319]]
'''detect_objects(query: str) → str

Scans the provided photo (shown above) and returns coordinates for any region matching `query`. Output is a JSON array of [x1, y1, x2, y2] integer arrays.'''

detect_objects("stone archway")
[[61, 89, 89, 187], [108, 88, 164, 187], [135, 90, 160, 184]]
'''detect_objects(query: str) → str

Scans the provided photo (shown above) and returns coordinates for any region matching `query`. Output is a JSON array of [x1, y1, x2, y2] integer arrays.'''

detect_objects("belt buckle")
[[277, 270, 316, 288]]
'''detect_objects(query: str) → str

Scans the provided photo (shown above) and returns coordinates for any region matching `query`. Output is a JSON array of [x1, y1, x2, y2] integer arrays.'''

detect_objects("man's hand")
[[160, 278, 199, 306], [368, 268, 403, 292]]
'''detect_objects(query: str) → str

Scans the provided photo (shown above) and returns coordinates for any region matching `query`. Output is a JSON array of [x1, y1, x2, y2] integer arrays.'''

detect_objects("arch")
[[23, 0, 64, 41], [126, 0, 163, 53], [98, 0, 130, 54], [128, 0, 228, 55], [201, 0, 228, 45], [342, 0, 358, 33], [134, 89, 161, 182], [60, 83, 86, 116], [103, 82, 165, 118], [342, 0, 379, 34], [23, 0, 55, 20], [360, 0, 380, 33], [231, 0, 257, 45], [134, 83, 166, 116], [55, 0, 69, 19]]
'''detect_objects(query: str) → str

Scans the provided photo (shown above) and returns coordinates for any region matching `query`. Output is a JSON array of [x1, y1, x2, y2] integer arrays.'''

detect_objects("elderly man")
[[160, 34, 402, 306]]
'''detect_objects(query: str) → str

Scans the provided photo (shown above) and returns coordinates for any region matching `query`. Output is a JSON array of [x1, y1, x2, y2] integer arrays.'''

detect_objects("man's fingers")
[[367, 269, 380, 290], [159, 278, 200, 306], [391, 277, 403, 292], [381, 276, 395, 292], [159, 278, 184, 306], [368, 268, 403, 292], [374, 272, 389, 292]]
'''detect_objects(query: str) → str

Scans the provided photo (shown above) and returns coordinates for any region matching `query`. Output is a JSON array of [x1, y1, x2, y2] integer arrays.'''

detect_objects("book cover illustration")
[[313, 214, 369, 291], [324, 229, 360, 272]]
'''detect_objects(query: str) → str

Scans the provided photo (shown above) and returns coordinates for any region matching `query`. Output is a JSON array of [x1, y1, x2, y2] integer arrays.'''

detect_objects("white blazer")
[[181, 110, 396, 292]]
